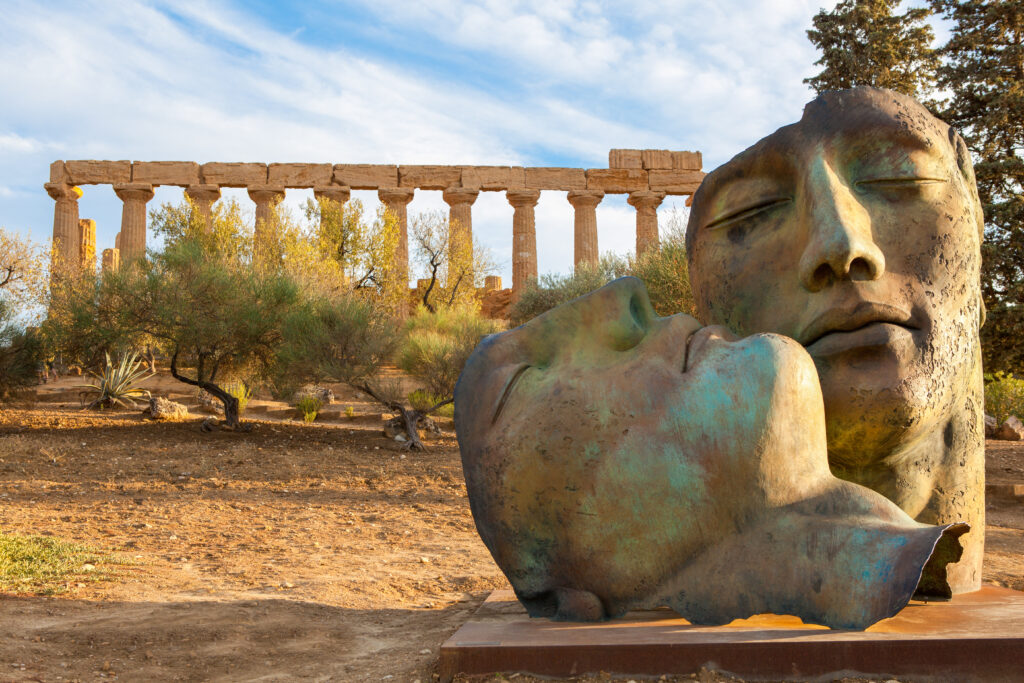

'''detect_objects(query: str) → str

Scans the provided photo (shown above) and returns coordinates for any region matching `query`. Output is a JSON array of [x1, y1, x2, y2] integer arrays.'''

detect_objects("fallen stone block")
[[996, 416, 1024, 441]]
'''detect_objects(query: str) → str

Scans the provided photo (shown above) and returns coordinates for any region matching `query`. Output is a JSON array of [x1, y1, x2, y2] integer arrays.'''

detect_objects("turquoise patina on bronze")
[[686, 87, 984, 593], [455, 277, 966, 630]]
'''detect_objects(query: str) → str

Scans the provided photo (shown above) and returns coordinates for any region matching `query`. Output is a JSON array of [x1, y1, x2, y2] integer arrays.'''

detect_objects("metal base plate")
[[440, 586, 1024, 681]]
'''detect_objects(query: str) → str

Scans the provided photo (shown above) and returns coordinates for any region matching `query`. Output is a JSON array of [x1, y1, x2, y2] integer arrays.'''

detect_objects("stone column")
[[43, 182, 82, 275], [506, 189, 541, 295], [378, 188, 414, 286], [442, 187, 479, 265], [113, 183, 155, 263], [101, 248, 120, 273], [247, 185, 286, 262], [78, 219, 96, 274], [628, 190, 666, 256], [185, 184, 221, 230], [567, 190, 604, 267], [314, 185, 352, 241], [115, 231, 122, 251]]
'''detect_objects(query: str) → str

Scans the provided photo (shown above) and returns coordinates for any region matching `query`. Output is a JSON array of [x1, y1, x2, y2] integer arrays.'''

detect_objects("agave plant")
[[77, 351, 153, 410]]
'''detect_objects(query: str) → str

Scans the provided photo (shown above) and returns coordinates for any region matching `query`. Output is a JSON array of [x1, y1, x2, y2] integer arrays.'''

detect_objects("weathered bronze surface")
[[686, 87, 984, 593], [455, 276, 965, 630]]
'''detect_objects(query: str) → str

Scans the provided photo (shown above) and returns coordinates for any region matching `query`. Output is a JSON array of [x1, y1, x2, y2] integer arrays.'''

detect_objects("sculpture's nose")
[[552, 276, 655, 353], [797, 157, 885, 293]]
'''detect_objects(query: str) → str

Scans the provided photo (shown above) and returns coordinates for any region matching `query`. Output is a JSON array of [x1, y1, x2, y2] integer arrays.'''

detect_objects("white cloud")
[[0, 0, 831, 281]]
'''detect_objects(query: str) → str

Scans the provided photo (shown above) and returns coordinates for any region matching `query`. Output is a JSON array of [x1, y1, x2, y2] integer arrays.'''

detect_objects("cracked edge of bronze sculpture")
[[455, 275, 967, 631]]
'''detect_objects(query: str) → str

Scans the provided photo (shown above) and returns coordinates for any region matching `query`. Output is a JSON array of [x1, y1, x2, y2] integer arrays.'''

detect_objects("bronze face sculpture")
[[686, 87, 984, 593], [455, 277, 965, 630]]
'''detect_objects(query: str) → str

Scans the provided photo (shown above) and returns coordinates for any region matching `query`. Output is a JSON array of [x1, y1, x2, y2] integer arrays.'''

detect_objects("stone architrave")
[[64, 160, 132, 185], [101, 248, 120, 272], [185, 184, 221, 230], [628, 191, 666, 256], [113, 183, 155, 263], [44, 182, 82, 274], [247, 186, 286, 260], [442, 187, 479, 265], [506, 189, 541, 295], [567, 190, 604, 267], [378, 188, 415, 287], [78, 219, 97, 274]]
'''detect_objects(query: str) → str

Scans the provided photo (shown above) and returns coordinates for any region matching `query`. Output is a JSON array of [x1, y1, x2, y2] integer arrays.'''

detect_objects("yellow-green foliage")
[[345, 405, 356, 418], [297, 395, 322, 422], [408, 389, 455, 418], [225, 382, 252, 414], [985, 371, 1024, 424], [0, 533, 125, 595]]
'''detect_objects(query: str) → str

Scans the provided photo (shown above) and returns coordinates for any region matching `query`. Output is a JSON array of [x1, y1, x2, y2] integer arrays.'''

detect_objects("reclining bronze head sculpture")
[[454, 87, 980, 630]]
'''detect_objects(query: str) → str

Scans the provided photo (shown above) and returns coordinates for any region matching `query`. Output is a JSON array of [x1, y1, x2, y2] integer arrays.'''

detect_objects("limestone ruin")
[[45, 150, 704, 289]]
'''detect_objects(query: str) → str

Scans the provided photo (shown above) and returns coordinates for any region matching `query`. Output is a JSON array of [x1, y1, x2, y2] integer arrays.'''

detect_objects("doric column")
[[442, 187, 479, 264], [185, 184, 221, 230], [506, 189, 541, 295], [247, 185, 286, 262], [113, 182, 155, 263], [44, 182, 82, 275], [377, 188, 414, 285], [101, 248, 120, 273], [78, 219, 96, 274], [628, 190, 666, 256], [314, 185, 352, 242], [567, 190, 604, 267], [115, 231, 122, 251]]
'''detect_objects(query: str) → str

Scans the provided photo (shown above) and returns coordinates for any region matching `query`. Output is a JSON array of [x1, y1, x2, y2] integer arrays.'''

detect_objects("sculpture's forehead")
[[713, 93, 945, 180]]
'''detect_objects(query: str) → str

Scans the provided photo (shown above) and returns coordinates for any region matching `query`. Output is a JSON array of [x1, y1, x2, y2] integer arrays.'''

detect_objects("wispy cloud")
[[0, 0, 825, 280]]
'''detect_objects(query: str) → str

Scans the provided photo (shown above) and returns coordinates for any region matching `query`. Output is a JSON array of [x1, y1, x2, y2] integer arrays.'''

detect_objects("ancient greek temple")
[[45, 150, 703, 293]]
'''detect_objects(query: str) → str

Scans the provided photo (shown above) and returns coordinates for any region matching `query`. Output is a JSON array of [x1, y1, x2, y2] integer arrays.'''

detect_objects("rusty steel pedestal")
[[440, 587, 1024, 681]]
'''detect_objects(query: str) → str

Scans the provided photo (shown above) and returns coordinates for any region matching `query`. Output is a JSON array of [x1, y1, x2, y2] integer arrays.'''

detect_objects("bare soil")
[[0, 375, 1022, 682]]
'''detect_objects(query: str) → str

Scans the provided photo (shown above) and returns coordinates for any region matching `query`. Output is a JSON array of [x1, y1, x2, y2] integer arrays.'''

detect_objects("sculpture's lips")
[[800, 301, 917, 355]]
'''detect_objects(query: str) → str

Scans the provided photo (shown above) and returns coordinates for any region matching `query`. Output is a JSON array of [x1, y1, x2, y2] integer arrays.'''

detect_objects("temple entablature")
[[45, 149, 704, 293]]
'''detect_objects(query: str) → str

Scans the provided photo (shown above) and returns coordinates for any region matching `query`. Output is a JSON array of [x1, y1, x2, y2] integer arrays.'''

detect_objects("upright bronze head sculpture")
[[456, 277, 966, 630], [686, 87, 985, 592]]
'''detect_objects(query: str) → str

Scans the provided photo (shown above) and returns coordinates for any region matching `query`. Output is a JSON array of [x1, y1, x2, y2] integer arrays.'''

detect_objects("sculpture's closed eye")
[[704, 197, 792, 231], [856, 176, 947, 190]]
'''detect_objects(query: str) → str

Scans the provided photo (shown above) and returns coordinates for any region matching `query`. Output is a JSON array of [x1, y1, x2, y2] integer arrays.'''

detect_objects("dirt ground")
[[1, 375, 1022, 682]]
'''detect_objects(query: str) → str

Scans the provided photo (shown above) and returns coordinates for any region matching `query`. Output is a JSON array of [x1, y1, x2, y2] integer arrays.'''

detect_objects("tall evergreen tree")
[[805, 0, 938, 97], [932, 0, 1024, 373]]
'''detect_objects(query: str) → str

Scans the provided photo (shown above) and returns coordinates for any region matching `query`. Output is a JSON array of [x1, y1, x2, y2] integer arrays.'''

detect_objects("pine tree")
[[805, 0, 938, 97], [932, 0, 1024, 373]]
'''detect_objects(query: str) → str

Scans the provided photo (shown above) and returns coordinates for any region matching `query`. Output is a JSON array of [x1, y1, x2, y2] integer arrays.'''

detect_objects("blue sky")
[[2, 0, 843, 282]]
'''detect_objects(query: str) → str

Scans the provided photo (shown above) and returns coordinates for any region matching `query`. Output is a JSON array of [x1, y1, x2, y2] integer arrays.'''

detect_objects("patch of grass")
[[0, 533, 127, 595], [225, 381, 252, 415], [344, 405, 356, 419]]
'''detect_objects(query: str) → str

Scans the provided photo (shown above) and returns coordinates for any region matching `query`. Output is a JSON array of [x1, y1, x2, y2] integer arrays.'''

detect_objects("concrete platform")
[[439, 587, 1024, 681]]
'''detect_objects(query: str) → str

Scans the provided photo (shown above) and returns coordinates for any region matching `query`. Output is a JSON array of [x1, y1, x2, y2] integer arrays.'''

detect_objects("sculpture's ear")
[[948, 126, 986, 329], [948, 127, 985, 243]]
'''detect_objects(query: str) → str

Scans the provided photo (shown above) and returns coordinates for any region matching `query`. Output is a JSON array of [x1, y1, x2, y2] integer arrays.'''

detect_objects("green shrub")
[[0, 301, 42, 398], [344, 405, 355, 418], [408, 389, 455, 418], [984, 371, 1024, 423], [399, 307, 504, 403], [297, 395, 322, 422], [77, 351, 152, 410], [508, 216, 695, 326]]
